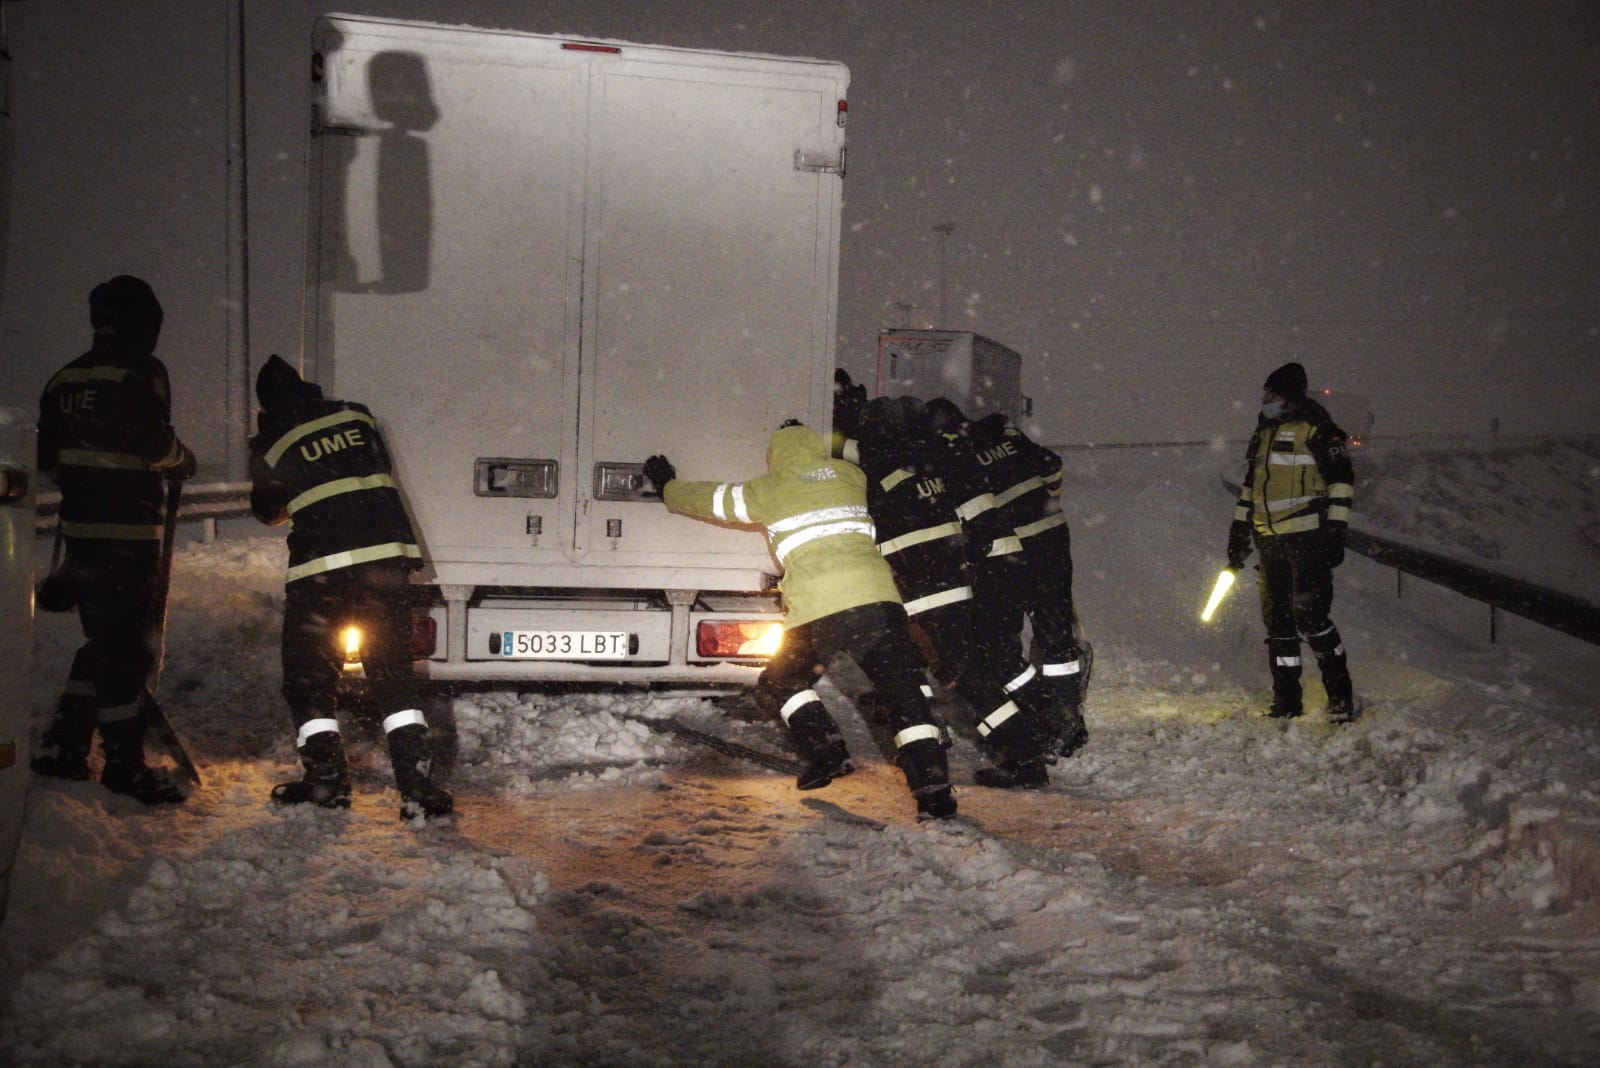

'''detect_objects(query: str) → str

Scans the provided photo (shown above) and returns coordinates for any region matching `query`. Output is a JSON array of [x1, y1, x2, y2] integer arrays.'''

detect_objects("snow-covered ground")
[[3, 439, 1599, 1067]]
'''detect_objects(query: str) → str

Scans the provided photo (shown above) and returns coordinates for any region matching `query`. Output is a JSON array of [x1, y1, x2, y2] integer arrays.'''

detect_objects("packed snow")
[[3, 440, 1599, 1066]]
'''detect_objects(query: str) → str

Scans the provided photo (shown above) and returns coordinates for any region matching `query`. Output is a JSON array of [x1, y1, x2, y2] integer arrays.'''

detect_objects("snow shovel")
[[142, 476, 202, 786]]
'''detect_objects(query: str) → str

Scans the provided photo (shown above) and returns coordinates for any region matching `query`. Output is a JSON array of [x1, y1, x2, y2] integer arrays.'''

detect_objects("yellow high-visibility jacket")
[[664, 425, 902, 629], [1235, 400, 1354, 537]]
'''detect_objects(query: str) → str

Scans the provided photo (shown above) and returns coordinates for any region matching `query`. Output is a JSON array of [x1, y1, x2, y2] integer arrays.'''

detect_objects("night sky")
[[2, 0, 1596, 456]]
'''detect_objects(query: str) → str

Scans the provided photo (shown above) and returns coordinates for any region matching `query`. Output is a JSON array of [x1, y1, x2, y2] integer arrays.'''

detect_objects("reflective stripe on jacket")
[[1235, 404, 1354, 537], [853, 435, 972, 606], [663, 426, 901, 629], [38, 344, 190, 542], [968, 416, 1068, 545], [249, 398, 420, 582]]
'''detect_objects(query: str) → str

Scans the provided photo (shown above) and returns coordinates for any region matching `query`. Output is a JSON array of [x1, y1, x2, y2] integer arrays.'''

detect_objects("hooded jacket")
[[38, 277, 193, 542], [248, 355, 420, 582], [662, 425, 901, 629], [968, 414, 1067, 542], [847, 403, 972, 616]]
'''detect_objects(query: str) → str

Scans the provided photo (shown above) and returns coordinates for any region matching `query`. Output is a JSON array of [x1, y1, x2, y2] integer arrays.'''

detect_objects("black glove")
[[1324, 525, 1346, 568], [1226, 519, 1253, 570], [643, 455, 676, 494], [171, 444, 198, 482]]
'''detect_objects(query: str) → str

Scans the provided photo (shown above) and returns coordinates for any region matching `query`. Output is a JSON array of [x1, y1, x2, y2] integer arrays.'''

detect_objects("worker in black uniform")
[[646, 422, 957, 820], [32, 276, 197, 803], [923, 398, 1089, 765], [1226, 361, 1356, 722], [250, 355, 453, 819], [965, 410, 1089, 751], [845, 396, 1058, 788]]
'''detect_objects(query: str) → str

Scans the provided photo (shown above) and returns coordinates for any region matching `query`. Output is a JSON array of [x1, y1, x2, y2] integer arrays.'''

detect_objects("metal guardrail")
[[34, 480, 254, 533], [1221, 475, 1600, 647]]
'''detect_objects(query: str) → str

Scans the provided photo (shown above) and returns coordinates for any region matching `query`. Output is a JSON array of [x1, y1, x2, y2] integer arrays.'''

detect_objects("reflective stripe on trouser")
[[292, 718, 348, 782], [975, 699, 1020, 740], [894, 723, 944, 750], [383, 709, 427, 734], [1305, 623, 1353, 705], [1267, 636, 1303, 711], [779, 689, 825, 726], [297, 717, 340, 748]]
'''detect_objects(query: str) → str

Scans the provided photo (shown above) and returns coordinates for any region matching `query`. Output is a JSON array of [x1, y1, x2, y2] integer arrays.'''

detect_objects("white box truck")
[[875, 329, 1027, 421], [305, 16, 848, 686], [0, 406, 35, 921]]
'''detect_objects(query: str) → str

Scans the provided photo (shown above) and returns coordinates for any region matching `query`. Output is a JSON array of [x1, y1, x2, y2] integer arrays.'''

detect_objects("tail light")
[[696, 620, 783, 659]]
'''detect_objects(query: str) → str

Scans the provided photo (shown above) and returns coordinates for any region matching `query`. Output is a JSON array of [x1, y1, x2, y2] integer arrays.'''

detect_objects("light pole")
[[932, 221, 955, 327]]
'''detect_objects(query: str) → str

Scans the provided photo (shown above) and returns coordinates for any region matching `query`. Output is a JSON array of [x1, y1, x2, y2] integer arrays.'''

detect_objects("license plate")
[[498, 630, 630, 659]]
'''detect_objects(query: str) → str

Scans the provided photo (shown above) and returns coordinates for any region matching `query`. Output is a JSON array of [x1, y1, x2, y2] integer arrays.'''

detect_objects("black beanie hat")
[[89, 275, 163, 352], [924, 397, 968, 435], [1263, 361, 1308, 402], [256, 354, 323, 409]]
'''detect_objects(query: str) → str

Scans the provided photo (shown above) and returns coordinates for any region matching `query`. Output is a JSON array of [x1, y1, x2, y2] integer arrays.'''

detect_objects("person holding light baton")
[[1221, 362, 1357, 723]]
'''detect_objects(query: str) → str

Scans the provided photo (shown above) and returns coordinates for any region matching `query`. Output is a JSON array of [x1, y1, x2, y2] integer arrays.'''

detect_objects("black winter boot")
[[388, 723, 453, 820], [898, 737, 956, 820], [785, 703, 854, 791], [272, 729, 351, 809], [1310, 631, 1355, 724], [974, 699, 1056, 787], [31, 694, 98, 781], [975, 754, 1050, 790], [99, 717, 185, 805]]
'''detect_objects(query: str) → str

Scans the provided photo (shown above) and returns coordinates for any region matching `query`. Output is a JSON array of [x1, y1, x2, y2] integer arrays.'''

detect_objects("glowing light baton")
[[1201, 568, 1237, 622]]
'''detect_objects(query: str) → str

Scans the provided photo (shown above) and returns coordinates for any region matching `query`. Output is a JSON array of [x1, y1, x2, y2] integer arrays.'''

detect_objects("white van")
[[305, 16, 848, 686]]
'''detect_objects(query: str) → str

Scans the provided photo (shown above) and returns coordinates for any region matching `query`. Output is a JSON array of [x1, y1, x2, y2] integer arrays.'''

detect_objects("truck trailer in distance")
[[875, 330, 1028, 422]]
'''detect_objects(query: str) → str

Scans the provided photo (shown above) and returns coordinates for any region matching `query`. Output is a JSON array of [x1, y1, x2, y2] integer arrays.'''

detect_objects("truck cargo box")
[[305, 16, 848, 684]]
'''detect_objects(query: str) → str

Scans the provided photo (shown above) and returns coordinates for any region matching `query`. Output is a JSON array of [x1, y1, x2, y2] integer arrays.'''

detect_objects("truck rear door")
[[578, 50, 845, 570]]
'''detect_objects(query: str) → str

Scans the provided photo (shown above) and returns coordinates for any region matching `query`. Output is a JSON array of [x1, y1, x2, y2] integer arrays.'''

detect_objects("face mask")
[[1261, 400, 1290, 421]]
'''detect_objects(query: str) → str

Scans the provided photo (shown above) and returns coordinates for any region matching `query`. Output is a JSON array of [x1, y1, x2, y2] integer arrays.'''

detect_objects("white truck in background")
[[304, 16, 848, 685], [875, 330, 1028, 422]]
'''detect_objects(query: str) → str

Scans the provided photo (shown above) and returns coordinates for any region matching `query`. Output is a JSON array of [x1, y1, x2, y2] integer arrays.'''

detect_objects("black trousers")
[[1018, 523, 1084, 683], [758, 601, 940, 751], [61, 540, 161, 727], [1256, 532, 1352, 711], [281, 560, 420, 731]]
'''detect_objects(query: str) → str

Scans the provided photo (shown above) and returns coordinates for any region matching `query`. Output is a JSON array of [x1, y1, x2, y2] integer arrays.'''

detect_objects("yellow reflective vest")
[[1235, 406, 1354, 537]]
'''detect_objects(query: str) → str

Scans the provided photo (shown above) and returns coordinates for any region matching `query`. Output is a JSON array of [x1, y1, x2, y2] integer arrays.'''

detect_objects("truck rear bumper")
[[418, 586, 781, 687]]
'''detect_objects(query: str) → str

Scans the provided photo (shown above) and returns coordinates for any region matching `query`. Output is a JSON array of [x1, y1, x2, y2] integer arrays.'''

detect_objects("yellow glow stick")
[[1201, 568, 1237, 622]]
